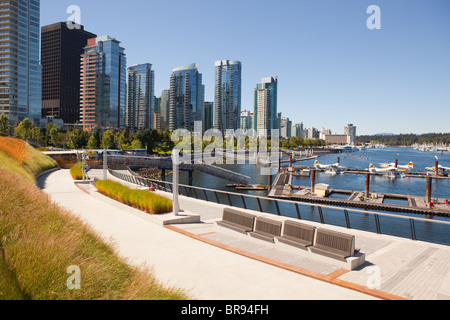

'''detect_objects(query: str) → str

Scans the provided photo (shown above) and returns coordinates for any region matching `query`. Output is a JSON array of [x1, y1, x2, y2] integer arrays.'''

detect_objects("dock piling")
[[426, 176, 432, 204], [311, 169, 316, 194], [365, 172, 370, 198]]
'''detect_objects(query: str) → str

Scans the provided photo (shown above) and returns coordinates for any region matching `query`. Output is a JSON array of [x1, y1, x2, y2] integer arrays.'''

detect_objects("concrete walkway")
[[38, 169, 450, 300]]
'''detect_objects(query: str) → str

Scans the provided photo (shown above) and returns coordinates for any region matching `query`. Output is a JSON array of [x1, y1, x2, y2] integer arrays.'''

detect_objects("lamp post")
[[103, 149, 107, 180], [172, 151, 180, 216]]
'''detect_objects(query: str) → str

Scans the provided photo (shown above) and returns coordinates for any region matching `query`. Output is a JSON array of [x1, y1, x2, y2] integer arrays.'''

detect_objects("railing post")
[[227, 193, 232, 206], [275, 200, 281, 216], [256, 198, 263, 212], [318, 206, 324, 224], [344, 209, 351, 229], [409, 219, 417, 241], [375, 214, 381, 234], [241, 196, 247, 209], [295, 203, 301, 220], [214, 191, 220, 204]]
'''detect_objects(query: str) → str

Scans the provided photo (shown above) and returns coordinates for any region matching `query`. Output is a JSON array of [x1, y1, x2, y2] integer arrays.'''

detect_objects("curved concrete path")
[[38, 169, 378, 300]]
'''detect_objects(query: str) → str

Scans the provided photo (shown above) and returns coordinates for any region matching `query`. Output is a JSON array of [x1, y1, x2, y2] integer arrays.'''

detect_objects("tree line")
[[357, 133, 450, 146], [0, 115, 327, 154]]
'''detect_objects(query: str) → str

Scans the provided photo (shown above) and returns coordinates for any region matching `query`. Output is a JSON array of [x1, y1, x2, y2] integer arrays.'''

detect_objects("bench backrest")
[[223, 208, 256, 229], [314, 228, 355, 257], [282, 220, 316, 243], [254, 217, 283, 237]]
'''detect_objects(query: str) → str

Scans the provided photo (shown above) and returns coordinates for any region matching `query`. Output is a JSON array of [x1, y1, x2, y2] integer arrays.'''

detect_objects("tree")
[[67, 129, 89, 149], [87, 134, 99, 149], [101, 130, 116, 149], [48, 126, 62, 147], [0, 115, 10, 136], [116, 129, 130, 150], [15, 118, 35, 140], [130, 138, 143, 149]]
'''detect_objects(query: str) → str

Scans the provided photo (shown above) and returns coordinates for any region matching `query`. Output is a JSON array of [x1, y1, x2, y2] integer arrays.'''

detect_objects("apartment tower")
[[80, 35, 126, 131], [214, 60, 241, 132], [0, 0, 41, 123], [126, 63, 155, 131]]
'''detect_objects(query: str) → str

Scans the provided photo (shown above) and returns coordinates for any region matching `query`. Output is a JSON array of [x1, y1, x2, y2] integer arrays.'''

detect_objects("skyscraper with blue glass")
[[169, 63, 203, 131], [126, 63, 155, 131], [214, 60, 241, 132], [80, 35, 126, 130], [0, 0, 41, 123]]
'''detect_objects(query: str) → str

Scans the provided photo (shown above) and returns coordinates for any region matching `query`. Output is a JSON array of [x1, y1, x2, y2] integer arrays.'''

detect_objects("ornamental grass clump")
[[70, 163, 85, 180], [95, 180, 172, 215]]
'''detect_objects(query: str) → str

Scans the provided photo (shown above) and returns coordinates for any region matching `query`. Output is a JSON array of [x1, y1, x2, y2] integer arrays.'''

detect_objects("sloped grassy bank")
[[0, 137, 187, 300]]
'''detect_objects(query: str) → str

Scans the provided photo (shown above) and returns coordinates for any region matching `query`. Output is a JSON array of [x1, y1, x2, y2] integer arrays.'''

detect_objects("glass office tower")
[[253, 76, 278, 137], [0, 0, 41, 123], [126, 63, 155, 131], [214, 60, 241, 132], [80, 35, 126, 131], [169, 63, 203, 131]]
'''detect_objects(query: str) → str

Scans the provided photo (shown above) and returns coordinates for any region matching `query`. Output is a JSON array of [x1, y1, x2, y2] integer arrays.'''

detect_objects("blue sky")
[[41, 0, 450, 135]]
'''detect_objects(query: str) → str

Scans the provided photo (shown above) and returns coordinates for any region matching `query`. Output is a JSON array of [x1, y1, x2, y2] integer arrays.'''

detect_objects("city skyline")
[[40, 0, 450, 135]]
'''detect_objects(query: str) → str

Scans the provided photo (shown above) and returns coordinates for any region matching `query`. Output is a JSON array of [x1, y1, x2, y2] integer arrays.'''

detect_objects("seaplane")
[[379, 162, 414, 171], [369, 164, 406, 178], [314, 161, 347, 174], [426, 164, 450, 174]]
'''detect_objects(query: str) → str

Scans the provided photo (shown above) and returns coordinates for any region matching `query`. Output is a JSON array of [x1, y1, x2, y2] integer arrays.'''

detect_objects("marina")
[[110, 146, 450, 246]]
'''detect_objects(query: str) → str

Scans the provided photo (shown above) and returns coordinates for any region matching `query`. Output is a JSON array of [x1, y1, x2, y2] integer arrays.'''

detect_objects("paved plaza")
[[37, 169, 450, 300]]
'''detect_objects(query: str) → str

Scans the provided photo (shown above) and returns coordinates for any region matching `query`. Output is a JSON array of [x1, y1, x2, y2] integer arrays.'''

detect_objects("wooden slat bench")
[[309, 228, 356, 262], [249, 217, 283, 243], [216, 208, 256, 234], [276, 221, 316, 251]]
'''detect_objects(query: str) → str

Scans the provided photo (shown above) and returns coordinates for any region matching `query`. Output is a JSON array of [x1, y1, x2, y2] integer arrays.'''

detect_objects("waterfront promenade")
[[38, 169, 450, 300]]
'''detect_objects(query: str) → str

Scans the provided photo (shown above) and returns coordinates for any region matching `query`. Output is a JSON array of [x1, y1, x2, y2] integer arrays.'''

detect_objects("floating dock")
[[267, 166, 450, 217]]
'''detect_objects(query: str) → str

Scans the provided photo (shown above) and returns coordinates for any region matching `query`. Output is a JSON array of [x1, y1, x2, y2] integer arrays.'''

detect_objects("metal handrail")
[[108, 169, 450, 244]]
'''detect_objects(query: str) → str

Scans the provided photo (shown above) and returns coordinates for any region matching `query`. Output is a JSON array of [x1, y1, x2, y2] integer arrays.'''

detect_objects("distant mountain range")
[[373, 133, 395, 136]]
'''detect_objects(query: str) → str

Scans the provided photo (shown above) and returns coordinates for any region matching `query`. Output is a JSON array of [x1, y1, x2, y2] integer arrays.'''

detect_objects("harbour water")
[[167, 147, 450, 245]]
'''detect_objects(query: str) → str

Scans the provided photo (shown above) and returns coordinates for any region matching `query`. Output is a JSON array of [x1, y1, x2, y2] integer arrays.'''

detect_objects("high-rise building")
[[203, 101, 213, 132], [169, 63, 203, 131], [307, 126, 319, 139], [214, 60, 241, 132], [253, 76, 278, 137], [319, 127, 332, 140], [153, 96, 161, 130], [344, 124, 357, 145], [240, 109, 253, 131], [159, 89, 169, 131], [291, 122, 303, 138], [280, 117, 292, 140], [41, 22, 96, 124], [0, 0, 41, 123], [80, 36, 126, 131], [125, 63, 155, 131]]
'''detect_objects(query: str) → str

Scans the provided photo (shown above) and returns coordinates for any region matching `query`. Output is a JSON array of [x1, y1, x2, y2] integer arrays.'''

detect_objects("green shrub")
[[95, 180, 173, 215]]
